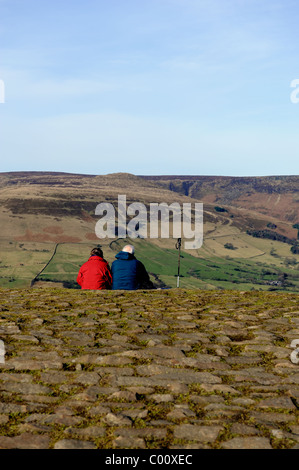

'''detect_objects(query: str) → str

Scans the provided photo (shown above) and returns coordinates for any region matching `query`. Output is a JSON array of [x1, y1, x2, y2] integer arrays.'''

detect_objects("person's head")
[[90, 247, 103, 258], [122, 244, 135, 255]]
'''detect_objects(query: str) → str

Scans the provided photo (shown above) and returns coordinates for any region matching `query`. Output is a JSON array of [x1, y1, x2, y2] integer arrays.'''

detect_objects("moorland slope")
[[0, 172, 298, 291]]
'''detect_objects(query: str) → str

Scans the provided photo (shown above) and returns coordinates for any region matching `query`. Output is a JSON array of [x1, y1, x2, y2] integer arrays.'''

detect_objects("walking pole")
[[175, 238, 181, 288]]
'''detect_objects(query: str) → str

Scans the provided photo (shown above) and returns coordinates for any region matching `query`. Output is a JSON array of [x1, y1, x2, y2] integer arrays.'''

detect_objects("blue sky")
[[0, 0, 299, 176]]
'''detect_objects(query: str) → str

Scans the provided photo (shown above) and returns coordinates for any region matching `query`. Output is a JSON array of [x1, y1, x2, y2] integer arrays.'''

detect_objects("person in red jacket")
[[77, 247, 112, 290]]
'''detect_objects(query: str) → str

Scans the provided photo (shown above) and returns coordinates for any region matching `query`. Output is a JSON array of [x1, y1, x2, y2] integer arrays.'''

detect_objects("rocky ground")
[[0, 287, 299, 450]]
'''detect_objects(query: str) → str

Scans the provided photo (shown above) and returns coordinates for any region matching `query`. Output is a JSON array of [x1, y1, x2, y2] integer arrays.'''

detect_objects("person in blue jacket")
[[111, 244, 154, 290]]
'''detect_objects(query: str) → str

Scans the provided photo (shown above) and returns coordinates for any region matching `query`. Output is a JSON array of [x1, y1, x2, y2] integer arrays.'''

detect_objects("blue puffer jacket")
[[111, 251, 152, 290]]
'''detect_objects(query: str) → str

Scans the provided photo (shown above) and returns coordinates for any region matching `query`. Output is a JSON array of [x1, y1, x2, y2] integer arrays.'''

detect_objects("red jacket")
[[77, 255, 112, 290]]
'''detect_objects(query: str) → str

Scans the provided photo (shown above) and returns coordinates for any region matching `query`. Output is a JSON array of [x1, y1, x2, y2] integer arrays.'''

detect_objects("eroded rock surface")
[[0, 287, 299, 449]]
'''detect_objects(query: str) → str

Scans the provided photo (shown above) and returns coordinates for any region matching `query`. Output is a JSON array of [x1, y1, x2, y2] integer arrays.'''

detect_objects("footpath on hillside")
[[0, 287, 299, 450]]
